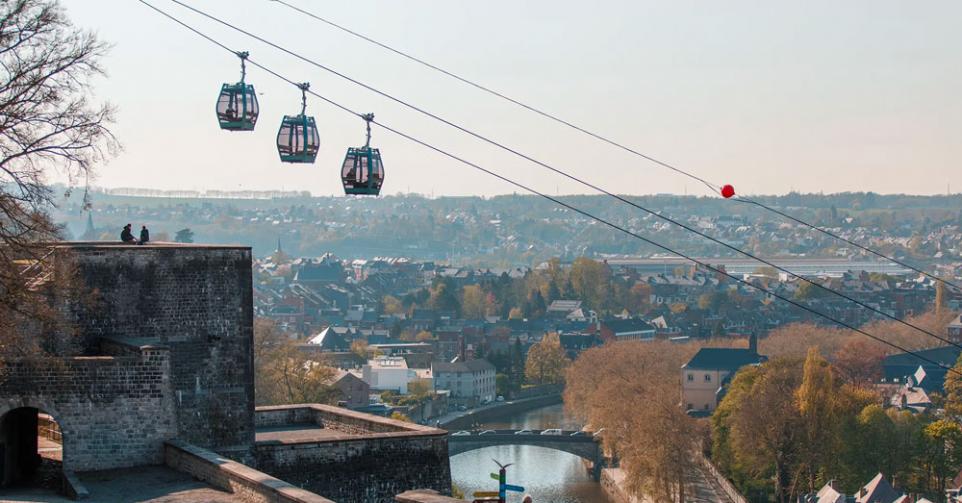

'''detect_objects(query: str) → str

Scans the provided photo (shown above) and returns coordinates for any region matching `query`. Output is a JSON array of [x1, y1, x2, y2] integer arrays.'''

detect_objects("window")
[[704, 374, 711, 382], [703, 403, 709, 410], [687, 403, 693, 410], [687, 374, 694, 382]]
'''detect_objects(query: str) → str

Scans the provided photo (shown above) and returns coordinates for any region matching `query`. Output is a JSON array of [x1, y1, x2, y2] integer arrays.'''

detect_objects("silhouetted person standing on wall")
[[120, 224, 135, 243], [139, 225, 150, 245]]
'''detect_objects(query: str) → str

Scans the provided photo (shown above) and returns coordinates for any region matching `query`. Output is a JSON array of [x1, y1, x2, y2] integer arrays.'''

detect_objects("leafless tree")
[[0, 0, 117, 360]]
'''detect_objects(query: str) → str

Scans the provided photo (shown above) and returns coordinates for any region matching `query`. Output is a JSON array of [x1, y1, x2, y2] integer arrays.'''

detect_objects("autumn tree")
[[832, 338, 887, 387], [0, 0, 117, 362], [254, 318, 338, 405], [461, 284, 484, 319], [920, 419, 962, 497], [722, 357, 804, 503], [569, 257, 611, 311], [566, 341, 699, 502], [943, 354, 962, 419], [350, 339, 370, 359], [794, 348, 836, 493], [428, 279, 460, 314], [382, 295, 404, 315], [524, 332, 569, 385]]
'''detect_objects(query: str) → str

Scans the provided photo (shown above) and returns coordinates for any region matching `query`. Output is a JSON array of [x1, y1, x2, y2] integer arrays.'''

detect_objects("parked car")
[[540, 428, 563, 436], [479, 429, 497, 435], [451, 430, 472, 436], [457, 405, 467, 412], [514, 429, 533, 435], [569, 431, 586, 436], [496, 396, 505, 402]]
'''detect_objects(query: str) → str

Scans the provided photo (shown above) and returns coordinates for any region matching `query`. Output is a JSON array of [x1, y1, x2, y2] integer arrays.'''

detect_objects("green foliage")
[[944, 354, 962, 418], [495, 373, 510, 397], [713, 349, 962, 502], [174, 228, 194, 243], [794, 281, 830, 301], [428, 278, 461, 314]]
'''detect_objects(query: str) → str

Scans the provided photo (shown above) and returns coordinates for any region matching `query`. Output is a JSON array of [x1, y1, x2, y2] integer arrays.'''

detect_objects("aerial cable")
[[160, 0, 961, 350], [137, 0, 962, 376], [269, 0, 962, 294]]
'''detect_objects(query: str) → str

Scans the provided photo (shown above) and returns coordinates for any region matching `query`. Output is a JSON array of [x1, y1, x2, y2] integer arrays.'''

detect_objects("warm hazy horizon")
[[62, 0, 962, 197]]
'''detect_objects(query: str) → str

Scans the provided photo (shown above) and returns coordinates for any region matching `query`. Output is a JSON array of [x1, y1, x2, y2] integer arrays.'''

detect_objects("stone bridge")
[[447, 429, 605, 480]]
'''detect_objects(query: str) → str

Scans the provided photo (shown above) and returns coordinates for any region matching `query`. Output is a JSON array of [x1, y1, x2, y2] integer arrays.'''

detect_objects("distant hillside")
[[52, 188, 962, 267]]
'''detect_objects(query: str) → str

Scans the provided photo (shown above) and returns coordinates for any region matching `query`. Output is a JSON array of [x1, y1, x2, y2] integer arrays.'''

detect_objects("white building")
[[361, 356, 418, 394], [432, 359, 496, 406]]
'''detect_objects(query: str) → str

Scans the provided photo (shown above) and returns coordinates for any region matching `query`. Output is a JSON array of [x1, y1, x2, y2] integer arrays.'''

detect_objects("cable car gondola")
[[216, 51, 259, 131], [341, 113, 384, 196], [276, 83, 320, 163]]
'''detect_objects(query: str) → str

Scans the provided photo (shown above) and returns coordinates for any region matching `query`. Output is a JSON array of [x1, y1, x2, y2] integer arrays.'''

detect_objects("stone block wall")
[[254, 404, 416, 435], [165, 440, 334, 503], [60, 244, 255, 455], [0, 346, 175, 472], [255, 434, 451, 503], [254, 405, 452, 503]]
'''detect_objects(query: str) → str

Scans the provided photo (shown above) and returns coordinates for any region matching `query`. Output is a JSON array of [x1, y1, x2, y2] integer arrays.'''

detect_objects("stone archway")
[[0, 406, 64, 489]]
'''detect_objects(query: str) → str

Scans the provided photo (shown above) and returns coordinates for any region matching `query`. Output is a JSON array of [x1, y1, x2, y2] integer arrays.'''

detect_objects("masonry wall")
[[0, 346, 176, 472], [63, 244, 255, 456], [165, 440, 334, 503], [255, 434, 451, 503], [254, 405, 452, 503]]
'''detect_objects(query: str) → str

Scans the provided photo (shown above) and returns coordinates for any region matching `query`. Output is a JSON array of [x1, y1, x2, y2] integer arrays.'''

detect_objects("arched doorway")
[[0, 407, 63, 489]]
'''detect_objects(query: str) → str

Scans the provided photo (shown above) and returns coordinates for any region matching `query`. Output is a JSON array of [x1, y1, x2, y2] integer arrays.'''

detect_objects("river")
[[449, 403, 614, 503]]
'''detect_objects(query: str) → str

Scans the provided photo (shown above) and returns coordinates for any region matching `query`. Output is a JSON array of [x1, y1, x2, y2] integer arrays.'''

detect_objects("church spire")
[[81, 211, 97, 240]]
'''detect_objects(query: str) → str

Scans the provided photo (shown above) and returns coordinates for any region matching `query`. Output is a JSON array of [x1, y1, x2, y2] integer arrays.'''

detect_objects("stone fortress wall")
[[63, 243, 256, 457], [0, 243, 452, 501], [254, 404, 452, 503], [0, 343, 175, 472]]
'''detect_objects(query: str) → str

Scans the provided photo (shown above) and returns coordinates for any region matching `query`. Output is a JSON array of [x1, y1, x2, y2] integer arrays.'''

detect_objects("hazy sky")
[[61, 1, 961, 197]]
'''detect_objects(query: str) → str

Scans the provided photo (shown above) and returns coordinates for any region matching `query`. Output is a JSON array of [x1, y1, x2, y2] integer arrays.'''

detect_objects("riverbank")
[[440, 394, 562, 430]]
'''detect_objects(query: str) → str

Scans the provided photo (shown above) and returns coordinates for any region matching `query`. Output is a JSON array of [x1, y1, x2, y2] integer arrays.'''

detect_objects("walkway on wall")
[[0, 466, 241, 503]]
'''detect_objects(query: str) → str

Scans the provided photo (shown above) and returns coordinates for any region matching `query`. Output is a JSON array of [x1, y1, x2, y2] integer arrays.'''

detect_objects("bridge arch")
[[447, 430, 605, 480]]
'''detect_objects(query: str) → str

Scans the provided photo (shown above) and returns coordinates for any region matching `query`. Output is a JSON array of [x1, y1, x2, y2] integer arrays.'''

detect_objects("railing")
[[697, 452, 747, 503], [38, 413, 62, 443]]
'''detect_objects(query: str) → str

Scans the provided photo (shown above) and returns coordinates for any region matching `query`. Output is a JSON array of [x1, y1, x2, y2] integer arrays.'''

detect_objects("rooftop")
[[683, 347, 766, 371], [433, 359, 496, 373]]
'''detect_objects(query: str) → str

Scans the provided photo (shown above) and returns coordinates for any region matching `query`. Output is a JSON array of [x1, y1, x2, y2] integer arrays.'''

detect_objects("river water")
[[449, 404, 614, 503]]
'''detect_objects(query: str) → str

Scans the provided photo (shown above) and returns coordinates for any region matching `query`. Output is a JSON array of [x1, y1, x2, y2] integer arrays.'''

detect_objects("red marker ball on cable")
[[721, 184, 735, 199]]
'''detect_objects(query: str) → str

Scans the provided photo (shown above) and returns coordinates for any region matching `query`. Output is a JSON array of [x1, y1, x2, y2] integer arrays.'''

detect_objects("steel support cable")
[[138, 0, 962, 377], [270, 0, 962, 294], [162, 0, 961, 350]]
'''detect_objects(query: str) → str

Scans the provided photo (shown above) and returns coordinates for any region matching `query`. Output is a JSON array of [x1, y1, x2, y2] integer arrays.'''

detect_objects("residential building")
[[600, 318, 656, 342], [949, 314, 962, 344], [801, 473, 911, 503], [307, 326, 353, 352], [546, 300, 582, 319], [432, 359, 496, 406], [889, 365, 939, 413], [329, 370, 370, 409], [681, 335, 766, 414], [361, 356, 418, 394], [883, 345, 961, 386]]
